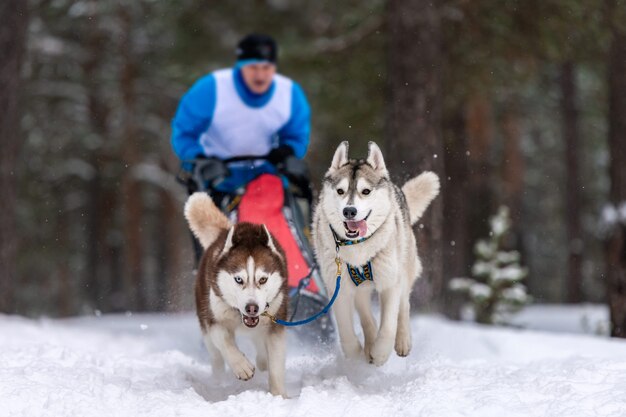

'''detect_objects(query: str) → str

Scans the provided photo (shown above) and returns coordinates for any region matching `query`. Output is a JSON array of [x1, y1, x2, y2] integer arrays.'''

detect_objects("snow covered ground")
[[510, 304, 610, 335], [2, 306, 626, 417]]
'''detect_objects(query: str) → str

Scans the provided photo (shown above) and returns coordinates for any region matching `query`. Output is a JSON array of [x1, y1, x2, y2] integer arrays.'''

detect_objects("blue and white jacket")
[[171, 67, 311, 192]]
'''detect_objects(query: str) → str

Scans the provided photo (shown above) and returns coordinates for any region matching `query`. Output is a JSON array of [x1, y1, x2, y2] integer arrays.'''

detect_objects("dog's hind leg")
[[369, 286, 401, 366], [265, 328, 287, 397], [394, 289, 412, 357], [355, 286, 377, 361], [209, 325, 255, 381], [202, 331, 225, 374]]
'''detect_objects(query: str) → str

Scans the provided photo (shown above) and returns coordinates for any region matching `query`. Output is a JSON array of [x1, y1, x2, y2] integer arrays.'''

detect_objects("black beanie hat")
[[236, 34, 278, 64]]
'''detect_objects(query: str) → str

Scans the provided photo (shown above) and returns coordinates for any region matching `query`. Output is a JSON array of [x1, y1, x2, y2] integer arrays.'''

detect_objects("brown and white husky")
[[184, 192, 289, 396]]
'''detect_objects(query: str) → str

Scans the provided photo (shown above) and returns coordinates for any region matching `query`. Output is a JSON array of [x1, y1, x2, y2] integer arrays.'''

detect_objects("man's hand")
[[281, 155, 311, 199], [267, 145, 294, 166], [193, 156, 230, 187]]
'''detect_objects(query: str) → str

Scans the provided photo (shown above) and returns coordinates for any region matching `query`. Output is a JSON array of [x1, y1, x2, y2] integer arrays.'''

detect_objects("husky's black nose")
[[245, 303, 259, 316], [343, 206, 357, 219]]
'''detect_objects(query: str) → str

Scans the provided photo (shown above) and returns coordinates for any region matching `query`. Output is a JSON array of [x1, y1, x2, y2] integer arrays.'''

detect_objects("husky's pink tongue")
[[346, 220, 368, 237]]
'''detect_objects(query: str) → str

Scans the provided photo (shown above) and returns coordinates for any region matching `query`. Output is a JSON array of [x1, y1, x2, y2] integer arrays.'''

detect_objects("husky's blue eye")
[[362, 189, 371, 195], [234, 276, 243, 285], [337, 189, 345, 195]]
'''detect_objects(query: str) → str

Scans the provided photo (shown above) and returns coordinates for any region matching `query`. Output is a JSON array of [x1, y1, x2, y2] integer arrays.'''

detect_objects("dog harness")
[[330, 226, 375, 286], [347, 261, 374, 286]]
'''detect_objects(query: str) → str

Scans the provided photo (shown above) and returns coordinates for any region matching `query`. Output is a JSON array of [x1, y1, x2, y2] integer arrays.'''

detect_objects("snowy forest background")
[[2, 0, 626, 337]]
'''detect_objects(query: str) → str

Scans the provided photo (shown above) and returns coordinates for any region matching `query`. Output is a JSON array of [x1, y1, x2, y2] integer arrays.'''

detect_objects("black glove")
[[267, 145, 295, 166], [193, 156, 230, 187], [282, 155, 310, 186]]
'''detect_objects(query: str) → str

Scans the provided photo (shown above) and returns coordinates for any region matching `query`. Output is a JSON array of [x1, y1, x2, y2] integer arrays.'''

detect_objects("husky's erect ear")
[[221, 226, 235, 255], [331, 141, 349, 170], [262, 225, 283, 261], [366, 141, 387, 172]]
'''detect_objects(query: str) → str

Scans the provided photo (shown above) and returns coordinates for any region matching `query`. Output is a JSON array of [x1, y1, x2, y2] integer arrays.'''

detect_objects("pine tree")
[[450, 206, 530, 324]]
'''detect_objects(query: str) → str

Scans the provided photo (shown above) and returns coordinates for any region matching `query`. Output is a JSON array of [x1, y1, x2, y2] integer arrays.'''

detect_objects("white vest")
[[199, 68, 293, 159]]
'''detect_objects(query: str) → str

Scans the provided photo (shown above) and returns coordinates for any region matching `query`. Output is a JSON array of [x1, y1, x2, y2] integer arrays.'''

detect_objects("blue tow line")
[[262, 257, 343, 327]]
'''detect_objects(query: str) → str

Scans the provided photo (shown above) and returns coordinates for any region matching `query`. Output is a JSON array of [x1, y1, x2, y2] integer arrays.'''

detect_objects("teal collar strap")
[[329, 225, 373, 248]]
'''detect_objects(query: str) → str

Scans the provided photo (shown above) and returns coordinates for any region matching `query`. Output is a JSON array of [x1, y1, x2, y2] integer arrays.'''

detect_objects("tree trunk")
[[442, 106, 469, 318], [500, 98, 526, 273], [465, 94, 495, 256], [83, 30, 115, 311], [119, 6, 145, 311], [0, 0, 28, 313], [606, 9, 626, 338], [57, 210, 73, 316], [560, 62, 584, 303], [500, 100, 524, 222], [158, 186, 184, 311], [386, 0, 444, 311]]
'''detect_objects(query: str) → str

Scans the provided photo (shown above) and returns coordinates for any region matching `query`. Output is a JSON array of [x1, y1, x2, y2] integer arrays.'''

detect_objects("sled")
[[182, 156, 335, 343]]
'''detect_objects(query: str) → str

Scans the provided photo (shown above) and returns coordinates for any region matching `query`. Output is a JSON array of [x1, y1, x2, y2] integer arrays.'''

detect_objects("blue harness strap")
[[347, 261, 374, 286]]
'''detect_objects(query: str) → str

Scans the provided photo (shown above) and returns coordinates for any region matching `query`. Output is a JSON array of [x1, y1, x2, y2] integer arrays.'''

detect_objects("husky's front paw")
[[368, 337, 394, 366], [231, 356, 255, 381], [270, 387, 288, 398], [395, 332, 412, 357]]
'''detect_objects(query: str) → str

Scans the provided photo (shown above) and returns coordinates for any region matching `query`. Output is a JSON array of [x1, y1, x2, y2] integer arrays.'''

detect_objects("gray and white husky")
[[312, 141, 440, 366], [184, 193, 288, 396]]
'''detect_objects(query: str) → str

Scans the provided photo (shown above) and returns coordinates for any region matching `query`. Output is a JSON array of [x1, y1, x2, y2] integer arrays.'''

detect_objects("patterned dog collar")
[[329, 225, 373, 248]]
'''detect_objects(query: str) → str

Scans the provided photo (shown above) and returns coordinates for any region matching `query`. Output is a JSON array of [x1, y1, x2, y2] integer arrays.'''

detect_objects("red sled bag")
[[237, 174, 318, 293], [236, 172, 334, 342]]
